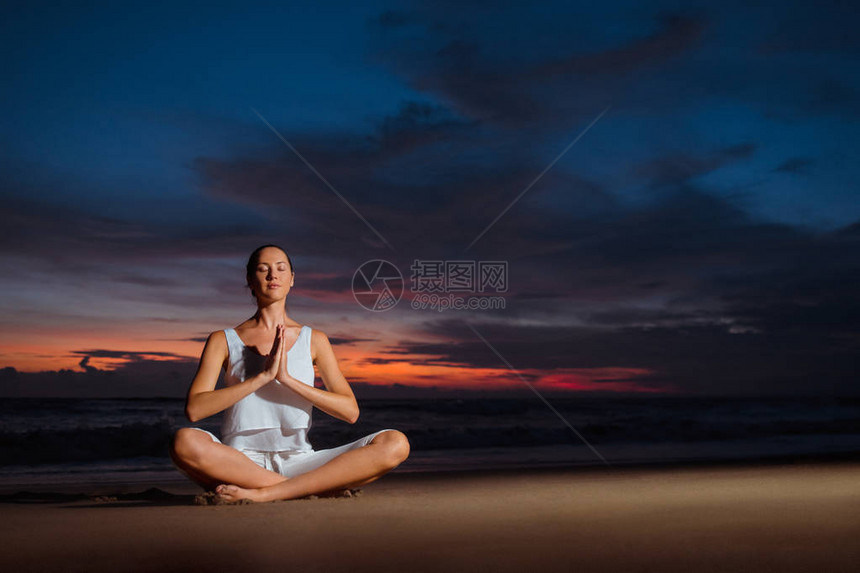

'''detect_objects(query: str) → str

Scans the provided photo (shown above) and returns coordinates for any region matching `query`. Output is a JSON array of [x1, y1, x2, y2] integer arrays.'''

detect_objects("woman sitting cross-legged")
[[169, 244, 410, 503]]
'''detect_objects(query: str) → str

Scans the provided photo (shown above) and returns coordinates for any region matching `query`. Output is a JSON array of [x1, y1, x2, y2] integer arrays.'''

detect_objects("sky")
[[1, 0, 858, 398]]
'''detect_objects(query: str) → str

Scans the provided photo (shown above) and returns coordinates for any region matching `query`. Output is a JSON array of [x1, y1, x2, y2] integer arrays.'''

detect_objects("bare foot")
[[214, 483, 265, 503]]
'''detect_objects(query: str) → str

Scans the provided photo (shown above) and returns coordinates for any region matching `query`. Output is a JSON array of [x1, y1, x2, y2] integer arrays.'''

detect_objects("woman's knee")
[[376, 430, 410, 467], [170, 428, 213, 463]]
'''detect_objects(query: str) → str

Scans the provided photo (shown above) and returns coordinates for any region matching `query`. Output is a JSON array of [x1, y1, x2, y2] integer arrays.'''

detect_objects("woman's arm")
[[275, 329, 359, 424], [185, 327, 285, 423]]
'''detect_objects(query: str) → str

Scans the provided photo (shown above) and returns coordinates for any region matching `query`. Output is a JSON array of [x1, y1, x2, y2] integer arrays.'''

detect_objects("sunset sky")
[[1, 0, 858, 397]]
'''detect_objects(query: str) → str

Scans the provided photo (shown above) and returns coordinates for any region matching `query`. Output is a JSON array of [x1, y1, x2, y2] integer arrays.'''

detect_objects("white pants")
[[183, 427, 396, 479]]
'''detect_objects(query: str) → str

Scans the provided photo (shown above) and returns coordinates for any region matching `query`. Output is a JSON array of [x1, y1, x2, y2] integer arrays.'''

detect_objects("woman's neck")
[[253, 302, 289, 329]]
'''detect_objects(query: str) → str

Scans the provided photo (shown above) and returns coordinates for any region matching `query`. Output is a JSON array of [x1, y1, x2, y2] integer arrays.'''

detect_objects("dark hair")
[[246, 244, 295, 299]]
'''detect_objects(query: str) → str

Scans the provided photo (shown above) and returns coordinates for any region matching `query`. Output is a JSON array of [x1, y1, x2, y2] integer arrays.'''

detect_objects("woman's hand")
[[276, 326, 291, 383], [261, 324, 285, 383]]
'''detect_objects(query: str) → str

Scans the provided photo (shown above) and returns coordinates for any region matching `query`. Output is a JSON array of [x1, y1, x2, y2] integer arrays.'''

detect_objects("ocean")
[[2, 395, 859, 491]]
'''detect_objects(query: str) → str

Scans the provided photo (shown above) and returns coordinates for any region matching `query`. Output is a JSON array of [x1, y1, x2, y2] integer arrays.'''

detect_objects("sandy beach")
[[2, 462, 858, 572]]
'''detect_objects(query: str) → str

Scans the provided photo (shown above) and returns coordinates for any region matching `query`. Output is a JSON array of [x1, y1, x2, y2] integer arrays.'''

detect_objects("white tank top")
[[220, 325, 316, 452]]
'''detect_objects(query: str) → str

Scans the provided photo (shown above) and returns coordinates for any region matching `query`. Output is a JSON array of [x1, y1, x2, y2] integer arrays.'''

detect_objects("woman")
[[169, 244, 410, 503]]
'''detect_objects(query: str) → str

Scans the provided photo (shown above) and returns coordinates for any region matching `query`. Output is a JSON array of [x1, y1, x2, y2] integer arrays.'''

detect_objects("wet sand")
[[2, 462, 859, 572]]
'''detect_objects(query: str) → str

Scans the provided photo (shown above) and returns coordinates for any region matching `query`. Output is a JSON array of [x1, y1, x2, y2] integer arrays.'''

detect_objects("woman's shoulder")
[[307, 326, 334, 363], [197, 330, 229, 366], [311, 328, 332, 361], [203, 329, 229, 347], [307, 325, 330, 341]]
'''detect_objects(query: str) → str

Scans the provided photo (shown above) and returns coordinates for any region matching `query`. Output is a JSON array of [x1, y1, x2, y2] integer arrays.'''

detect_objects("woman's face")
[[250, 247, 294, 302]]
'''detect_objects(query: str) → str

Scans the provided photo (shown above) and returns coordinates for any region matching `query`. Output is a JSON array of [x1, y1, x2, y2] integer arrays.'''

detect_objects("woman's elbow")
[[185, 399, 203, 423], [346, 403, 360, 424]]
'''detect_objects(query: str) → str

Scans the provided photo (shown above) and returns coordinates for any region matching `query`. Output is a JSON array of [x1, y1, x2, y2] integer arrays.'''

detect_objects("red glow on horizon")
[[534, 367, 668, 393], [2, 329, 668, 395], [336, 347, 666, 394], [0, 331, 202, 373]]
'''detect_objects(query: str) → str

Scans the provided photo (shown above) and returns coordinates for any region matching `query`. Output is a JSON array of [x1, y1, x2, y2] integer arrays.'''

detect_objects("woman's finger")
[[275, 325, 283, 359], [270, 326, 283, 369]]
